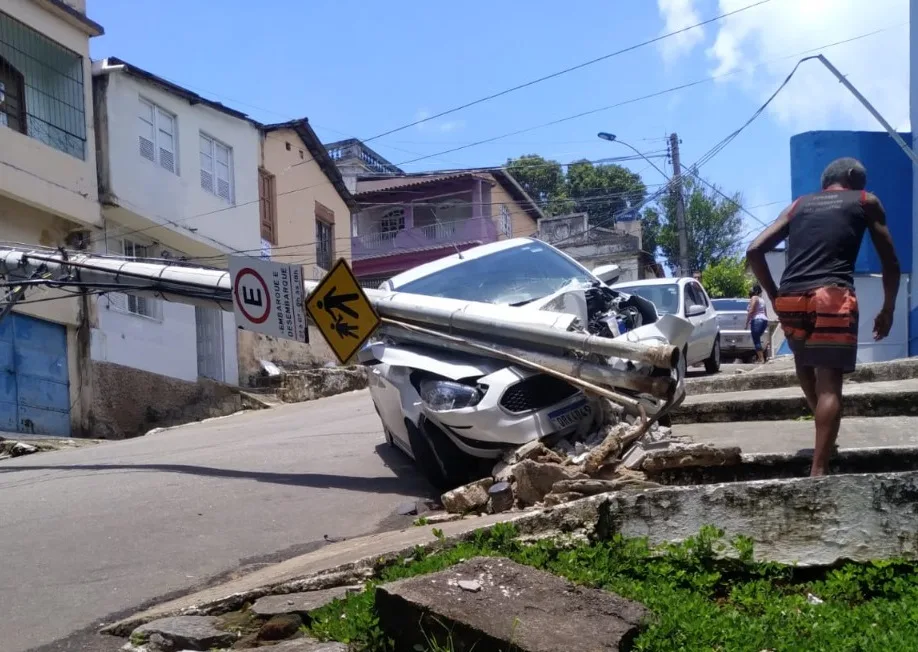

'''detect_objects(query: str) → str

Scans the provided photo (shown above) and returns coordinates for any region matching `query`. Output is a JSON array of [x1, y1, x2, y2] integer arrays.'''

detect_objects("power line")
[[362, 0, 774, 142], [91, 23, 896, 256]]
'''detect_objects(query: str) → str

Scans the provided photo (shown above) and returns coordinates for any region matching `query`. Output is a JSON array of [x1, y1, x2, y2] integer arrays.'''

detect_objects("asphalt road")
[[0, 390, 433, 652]]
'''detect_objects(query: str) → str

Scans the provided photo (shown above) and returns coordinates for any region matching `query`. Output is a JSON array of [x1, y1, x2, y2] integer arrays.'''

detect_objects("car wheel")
[[704, 336, 721, 374], [420, 418, 482, 491]]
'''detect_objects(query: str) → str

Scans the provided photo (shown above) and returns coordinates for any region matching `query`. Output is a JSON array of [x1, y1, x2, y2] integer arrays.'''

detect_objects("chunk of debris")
[[258, 613, 303, 641], [441, 478, 493, 513], [130, 616, 236, 651], [233, 638, 348, 651], [513, 460, 589, 507], [375, 557, 648, 651], [458, 579, 482, 592], [250, 586, 359, 620], [9, 442, 39, 457], [487, 481, 514, 513], [640, 443, 742, 473], [543, 491, 586, 506]]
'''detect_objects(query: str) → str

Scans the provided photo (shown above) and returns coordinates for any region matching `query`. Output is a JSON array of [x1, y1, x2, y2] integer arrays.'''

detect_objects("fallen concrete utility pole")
[[0, 248, 679, 370]]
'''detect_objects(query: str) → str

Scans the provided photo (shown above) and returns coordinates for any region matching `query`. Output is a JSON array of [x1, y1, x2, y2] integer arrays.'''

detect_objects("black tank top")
[[779, 189, 868, 294]]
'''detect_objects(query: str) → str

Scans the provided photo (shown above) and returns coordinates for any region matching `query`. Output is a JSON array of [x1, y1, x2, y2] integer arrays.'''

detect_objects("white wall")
[[100, 71, 261, 254], [91, 68, 261, 384]]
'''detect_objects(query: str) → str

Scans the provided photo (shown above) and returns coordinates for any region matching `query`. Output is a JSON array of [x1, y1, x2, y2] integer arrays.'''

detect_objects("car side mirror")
[[686, 304, 706, 317]]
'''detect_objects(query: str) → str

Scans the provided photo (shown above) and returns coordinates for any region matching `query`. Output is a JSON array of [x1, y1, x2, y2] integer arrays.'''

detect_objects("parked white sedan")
[[610, 277, 721, 376]]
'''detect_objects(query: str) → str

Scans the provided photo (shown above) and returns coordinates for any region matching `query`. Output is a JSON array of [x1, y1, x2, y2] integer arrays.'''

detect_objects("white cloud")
[[657, 0, 707, 62], [668, 0, 910, 131], [414, 108, 465, 133]]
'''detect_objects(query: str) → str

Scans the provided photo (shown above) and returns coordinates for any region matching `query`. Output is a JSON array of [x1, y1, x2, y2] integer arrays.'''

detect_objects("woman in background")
[[746, 284, 769, 364]]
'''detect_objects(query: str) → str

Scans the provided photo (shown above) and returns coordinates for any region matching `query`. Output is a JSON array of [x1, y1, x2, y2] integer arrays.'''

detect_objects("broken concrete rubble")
[[513, 459, 589, 506], [250, 586, 358, 619], [441, 477, 494, 513], [130, 616, 236, 651], [375, 556, 648, 652], [640, 443, 742, 473]]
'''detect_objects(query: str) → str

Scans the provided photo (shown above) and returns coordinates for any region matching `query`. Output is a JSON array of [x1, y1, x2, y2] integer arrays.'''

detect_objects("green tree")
[[700, 256, 753, 298], [656, 177, 744, 274], [505, 155, 571, 216], [640, 206, 662, 257], [566, 160, 646, 228]]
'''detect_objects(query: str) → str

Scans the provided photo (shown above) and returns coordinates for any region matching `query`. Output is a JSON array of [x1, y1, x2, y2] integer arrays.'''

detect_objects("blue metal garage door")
[[0, 313, 71, 437]]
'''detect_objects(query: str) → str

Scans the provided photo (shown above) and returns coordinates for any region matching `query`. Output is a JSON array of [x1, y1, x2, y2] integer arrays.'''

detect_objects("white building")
[[91, 58, 262, 384]]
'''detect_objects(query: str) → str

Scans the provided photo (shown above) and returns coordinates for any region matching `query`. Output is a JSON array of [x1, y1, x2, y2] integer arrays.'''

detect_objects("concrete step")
[[685, 357, 918, 395], [673, 415, 918, 455], [673, 378, 918, 423]]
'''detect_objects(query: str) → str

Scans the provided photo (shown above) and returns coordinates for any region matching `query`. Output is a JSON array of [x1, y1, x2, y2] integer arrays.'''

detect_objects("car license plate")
[[548, 400, 592, 432]]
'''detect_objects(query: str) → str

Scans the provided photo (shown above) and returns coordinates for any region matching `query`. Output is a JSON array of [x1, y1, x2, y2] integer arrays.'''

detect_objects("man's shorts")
[[774, 285, 859, 373]]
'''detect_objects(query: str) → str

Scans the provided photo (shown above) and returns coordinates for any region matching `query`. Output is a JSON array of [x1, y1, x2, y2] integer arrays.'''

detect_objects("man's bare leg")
[[811, 367, 844, 476], [794, 357, 818, 413]]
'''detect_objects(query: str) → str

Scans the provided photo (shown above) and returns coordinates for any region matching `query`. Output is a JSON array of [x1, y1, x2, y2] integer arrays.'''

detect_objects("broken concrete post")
[[441, 478, 494, 513], [487, 481, 514, 513], [513, 460, 589, 506], [376, 557, 648, 651], [640, 443, 742, 473]]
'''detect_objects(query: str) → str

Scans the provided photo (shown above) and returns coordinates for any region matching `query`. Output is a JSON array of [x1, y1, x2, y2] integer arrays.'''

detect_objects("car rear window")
[[712, 299, 748, 311]]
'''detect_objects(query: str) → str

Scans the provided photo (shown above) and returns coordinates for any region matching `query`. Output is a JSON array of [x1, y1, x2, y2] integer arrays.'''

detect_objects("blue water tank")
[[789, 131, 913, 274]]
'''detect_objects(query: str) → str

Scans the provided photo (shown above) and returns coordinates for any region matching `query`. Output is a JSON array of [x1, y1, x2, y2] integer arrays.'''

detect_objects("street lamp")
[[596, 132, 670, 180]]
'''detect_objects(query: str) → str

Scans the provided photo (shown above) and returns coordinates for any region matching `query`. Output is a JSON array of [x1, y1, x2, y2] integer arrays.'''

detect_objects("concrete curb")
[[687, 358, 918, 395], [674, 385, 918, 423], [102, 446, 918, 638]]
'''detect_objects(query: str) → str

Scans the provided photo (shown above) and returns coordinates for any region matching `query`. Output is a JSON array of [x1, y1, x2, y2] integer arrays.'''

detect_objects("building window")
[[315, 202, 335, 271], [0, 57, 26, 134], [199, 133, 234, 202], [0, 11, 86, 158], [380, 208, 405, 240], [499, 204, 512, 237], [139, 98, 177, 174], [112, 239, 158, 318], [258, 168, 277, 244]]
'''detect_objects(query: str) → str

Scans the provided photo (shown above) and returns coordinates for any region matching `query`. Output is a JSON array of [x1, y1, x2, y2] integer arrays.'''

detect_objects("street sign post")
[[305, 258, 380, 364], [229, 256, 308, 343]]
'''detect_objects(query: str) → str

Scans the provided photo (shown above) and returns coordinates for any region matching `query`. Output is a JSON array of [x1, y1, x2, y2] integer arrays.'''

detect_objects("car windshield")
[[614, 284, 680, 314], [712, 299, 749, 312], [394, 242, 594, 305]]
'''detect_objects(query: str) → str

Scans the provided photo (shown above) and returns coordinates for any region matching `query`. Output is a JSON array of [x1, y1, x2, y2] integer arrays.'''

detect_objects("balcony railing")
[[352, 216, 498, 259]]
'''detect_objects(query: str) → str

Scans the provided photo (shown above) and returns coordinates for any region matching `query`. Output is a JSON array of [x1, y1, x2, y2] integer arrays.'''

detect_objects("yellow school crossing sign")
[[305, 258, 380, 364]]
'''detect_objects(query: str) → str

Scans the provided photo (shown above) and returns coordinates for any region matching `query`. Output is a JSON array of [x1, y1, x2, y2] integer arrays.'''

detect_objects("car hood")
[[360, 342, 502, 380]]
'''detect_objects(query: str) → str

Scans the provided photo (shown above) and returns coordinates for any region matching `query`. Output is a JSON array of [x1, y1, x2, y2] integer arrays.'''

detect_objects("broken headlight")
[[419, 379, 482, 411]]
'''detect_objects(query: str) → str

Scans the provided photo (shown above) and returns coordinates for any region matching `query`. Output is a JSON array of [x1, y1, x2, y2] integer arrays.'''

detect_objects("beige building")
[[0, 0, 104, 436], [237, 119, 357, 380]]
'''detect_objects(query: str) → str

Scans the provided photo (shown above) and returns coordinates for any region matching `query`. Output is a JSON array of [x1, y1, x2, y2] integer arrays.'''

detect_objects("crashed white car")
[[358, 238, 692, 490]]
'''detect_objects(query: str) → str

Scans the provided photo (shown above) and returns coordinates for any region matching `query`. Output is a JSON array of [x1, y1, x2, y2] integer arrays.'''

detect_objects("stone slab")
[[230, 638, 347, 651], [675, 379, 918, 423], [597, 470, 918, 566], [131, 616, 236, 651], [375, 557, 648, 652], [250, 586, 355, 618]]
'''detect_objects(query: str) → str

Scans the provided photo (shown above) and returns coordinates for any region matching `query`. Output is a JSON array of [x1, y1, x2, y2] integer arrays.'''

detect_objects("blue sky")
[[87, 0, 909, 249]]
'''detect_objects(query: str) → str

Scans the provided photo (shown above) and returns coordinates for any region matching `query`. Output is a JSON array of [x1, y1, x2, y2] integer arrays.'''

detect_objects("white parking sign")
[[229, 256, 308, 343]]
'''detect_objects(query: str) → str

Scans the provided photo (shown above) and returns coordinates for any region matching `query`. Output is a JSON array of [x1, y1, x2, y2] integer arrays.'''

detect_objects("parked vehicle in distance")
[[610, 277, 721, 376], [360, 238, 693, 490], [711, 298, 771, 363]]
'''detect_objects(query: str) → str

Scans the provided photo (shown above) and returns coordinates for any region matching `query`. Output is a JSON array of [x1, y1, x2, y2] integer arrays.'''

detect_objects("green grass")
[[305, 524, 918, 651]]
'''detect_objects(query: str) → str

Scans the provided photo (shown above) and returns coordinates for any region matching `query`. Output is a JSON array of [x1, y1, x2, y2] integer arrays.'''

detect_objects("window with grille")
[[110, 239, 158, 318], [199, 133, 234, 203], [139, 98, 177, 174], [499, 204, 512, 237], [380, 208, 405, 239], [315, 220, 334, 271], [0, 58, 25, 134], [258, 168, 277, 244]]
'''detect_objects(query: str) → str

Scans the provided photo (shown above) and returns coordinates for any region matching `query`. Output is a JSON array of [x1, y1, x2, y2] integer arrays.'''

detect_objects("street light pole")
[[597, 132, 690, 276]]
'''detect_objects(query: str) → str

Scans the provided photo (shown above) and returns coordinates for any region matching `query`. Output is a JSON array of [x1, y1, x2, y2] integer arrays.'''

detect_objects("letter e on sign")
[[233, 267, 271, 324]]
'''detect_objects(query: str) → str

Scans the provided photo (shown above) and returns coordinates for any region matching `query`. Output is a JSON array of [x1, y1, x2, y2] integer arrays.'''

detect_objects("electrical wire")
[[89, 23, 896, 254]]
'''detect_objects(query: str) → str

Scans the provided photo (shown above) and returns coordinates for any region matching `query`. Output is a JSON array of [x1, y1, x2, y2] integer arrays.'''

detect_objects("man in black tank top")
[[746, 158, 900, 476]]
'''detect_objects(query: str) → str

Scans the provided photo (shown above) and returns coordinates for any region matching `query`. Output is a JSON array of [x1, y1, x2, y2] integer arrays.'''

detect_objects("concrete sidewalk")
[[674, 378, 918, 423], [675, 416, 918, 455]]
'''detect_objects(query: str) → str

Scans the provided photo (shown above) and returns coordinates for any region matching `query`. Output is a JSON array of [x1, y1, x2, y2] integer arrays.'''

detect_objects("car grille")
[[499, 375, 580, 413]]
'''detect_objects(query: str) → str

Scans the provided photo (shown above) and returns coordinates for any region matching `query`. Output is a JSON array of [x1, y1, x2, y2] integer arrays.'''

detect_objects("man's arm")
[[864, 192, 901, 340], [745, 203, 794, 303]]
